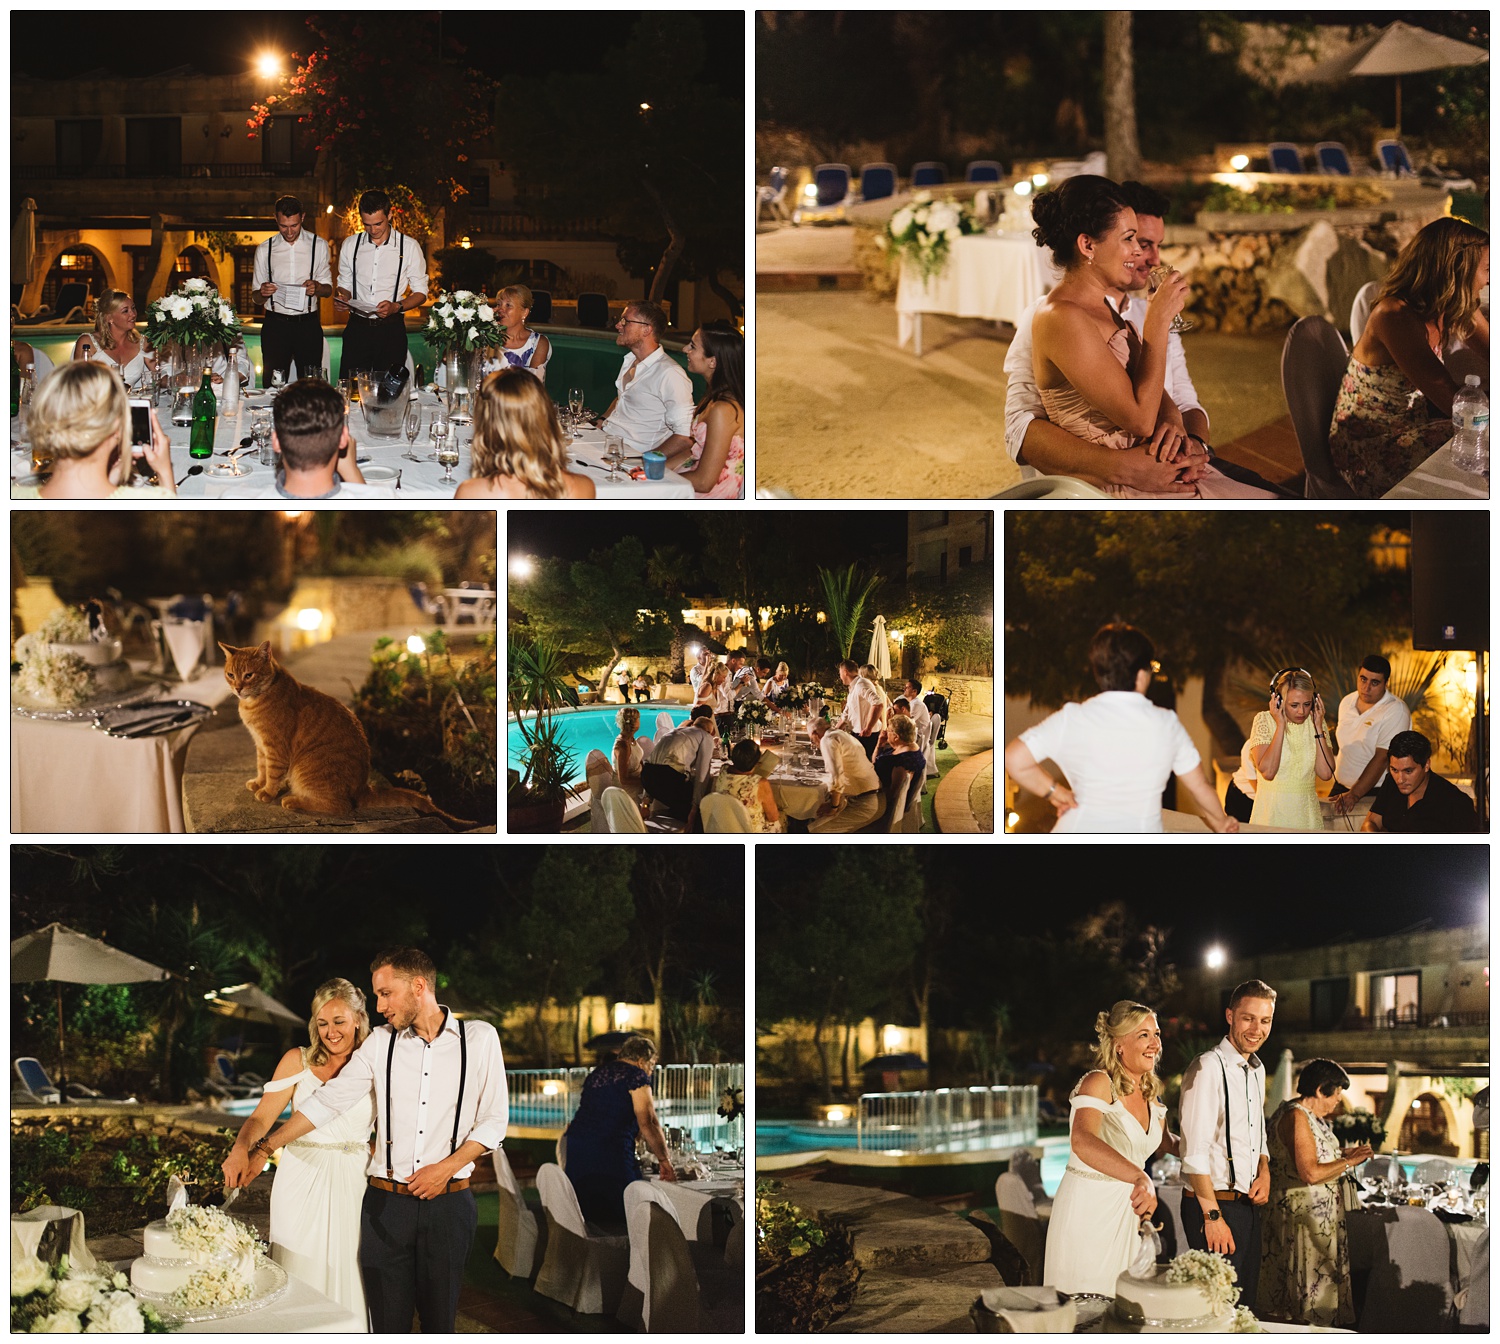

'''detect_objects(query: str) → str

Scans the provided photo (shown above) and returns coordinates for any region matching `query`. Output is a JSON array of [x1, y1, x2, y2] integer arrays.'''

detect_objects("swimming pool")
[[220, 1097, 291, 1119], [507, 705, 692, 778]]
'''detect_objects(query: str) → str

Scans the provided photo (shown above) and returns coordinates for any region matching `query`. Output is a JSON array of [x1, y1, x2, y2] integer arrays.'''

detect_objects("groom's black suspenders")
[[384, 1015, 469, 1180], [1219, 1055, 1236, 1190]]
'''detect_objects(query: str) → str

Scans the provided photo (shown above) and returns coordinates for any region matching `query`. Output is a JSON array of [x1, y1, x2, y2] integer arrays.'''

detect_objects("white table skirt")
[[11, 665, 232, 833], [650, 1176, 745, 1243], [897, 233, 1058, 354], [108, 1261, 364, 1334], [1383, 437, 1489, 500]]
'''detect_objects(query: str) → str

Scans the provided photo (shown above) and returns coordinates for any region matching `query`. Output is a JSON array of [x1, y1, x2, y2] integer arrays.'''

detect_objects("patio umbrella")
[[1265, 1047, 1297, 1116], [866, 615, 892, 680], [203, 983, 304, 1028], [12, 197, 37, 287], [1292, 20, 1489, 137], [584, 1031, 633, 1052], [11, 922, 170, 1095]]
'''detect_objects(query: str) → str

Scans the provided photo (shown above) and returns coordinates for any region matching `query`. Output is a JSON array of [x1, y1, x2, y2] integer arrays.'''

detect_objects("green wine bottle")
[[10, 346, 20, 419], [189, 367, 216, 460]]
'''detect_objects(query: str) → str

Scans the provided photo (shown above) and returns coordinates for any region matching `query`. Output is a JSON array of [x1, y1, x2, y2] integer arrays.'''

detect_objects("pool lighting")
[[542, 1081, 561, 1097], [825, 1106, 851, 1124], [509, 554, 535, 581], [1014, 180, 1032, 197], [1205, 945, 1227, 970], [255, 51, 283, 79], [1032, 172, 1049, 188], [406, 635, 426, 655], [295, 608, 323, 631], [1230, 154, 1250, 171]]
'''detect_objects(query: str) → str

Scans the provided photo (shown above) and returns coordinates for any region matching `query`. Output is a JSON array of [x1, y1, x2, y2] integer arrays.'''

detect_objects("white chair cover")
[[654, 711, 676, 741], [1280, 315, 1354, 498], [700, 793, 754, 833], [534, 1163, 628, 1315], [646, 1201, 700, 1332], [1459, 1227, 1489, 1329], [492, 1148, 541, 1279], [1349, 279, 1379, 344], [585, 750, 614, 834], [1361, 1153, 1403, 1183], [1349, 1204, 1455, 1331], [924, 719, 940, 776], [556, 1132, 567, 1167], [602, 786, 647, 834], [723, 1219, 744, 1271], [1007, 1150, 1051, 1212], [622, 1181, 687, 1329], [995, 1170, 1037, 1218], [1413, 1156, 1457, 1183]]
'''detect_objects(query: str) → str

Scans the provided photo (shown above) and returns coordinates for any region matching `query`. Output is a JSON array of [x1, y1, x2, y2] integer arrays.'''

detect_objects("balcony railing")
[[463, 210, 612, 241], [856, 1084, 1037, 1155], [507, 1063, 744, 1148], [16, 162, 316, 180], [1282, 1010, 1489, 1033]]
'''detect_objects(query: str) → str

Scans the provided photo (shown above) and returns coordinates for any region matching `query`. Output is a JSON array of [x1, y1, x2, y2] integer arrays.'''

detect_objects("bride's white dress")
[[264, 1061, 374, 1323], [1043, 1071, 1166, 1296]]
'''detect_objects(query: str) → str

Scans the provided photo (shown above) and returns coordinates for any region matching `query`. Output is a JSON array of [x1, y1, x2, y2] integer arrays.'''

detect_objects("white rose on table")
[[33, 1311, 81, 1333], [12, 1256, 53, 1298], [889, 207, 914, 237], [928, 201, 960, 233], [84, 1291, 144, 1334], [453, 289, 475, 303], [454, 307, 474, 322], [192, 296, 210, 308], [443, 315, 454, 329], [477, 304, 494, 322], [467, 327, 477, 341], [52, 1276, 100, 1314], [184, 278, 209, 292], [945, 226, 961, 242]]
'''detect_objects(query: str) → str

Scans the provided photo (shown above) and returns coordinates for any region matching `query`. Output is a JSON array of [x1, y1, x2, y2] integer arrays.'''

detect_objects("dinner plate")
[[206, 460, 255, 478], [363, 466, 401, 484]]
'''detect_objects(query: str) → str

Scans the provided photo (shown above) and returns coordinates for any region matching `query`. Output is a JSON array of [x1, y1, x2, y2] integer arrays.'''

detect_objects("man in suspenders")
[[334, 189, 429, 380], [254, 196, 332, 385], [227, 947, 508, 1332], [1179, 979, 1276, 1312]]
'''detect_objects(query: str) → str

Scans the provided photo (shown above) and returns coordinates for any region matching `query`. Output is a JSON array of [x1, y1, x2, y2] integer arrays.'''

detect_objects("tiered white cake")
[[129, 1207, 258, 1308], [1107, 1268, 1237, 1333]]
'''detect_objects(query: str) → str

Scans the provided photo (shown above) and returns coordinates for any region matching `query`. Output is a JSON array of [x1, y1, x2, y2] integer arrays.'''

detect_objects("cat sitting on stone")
[[219, 641, 470, 826]]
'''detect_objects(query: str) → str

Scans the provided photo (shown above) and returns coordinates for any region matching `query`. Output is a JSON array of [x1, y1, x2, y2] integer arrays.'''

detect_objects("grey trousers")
[[359, 1184, 477, 1332], [808, 788, 884, 834]]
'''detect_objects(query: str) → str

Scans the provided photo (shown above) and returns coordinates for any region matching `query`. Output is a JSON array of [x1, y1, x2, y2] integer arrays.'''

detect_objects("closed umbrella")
[[583, 1030, 633, 1052], [11, 922, 170, 1096], [1265, 1047, 1297, 1116], [1292, 21, 1489, 137], [12, 197, 37, 288], [204, 983, 304, 1028], [866, 615, 892, 680]]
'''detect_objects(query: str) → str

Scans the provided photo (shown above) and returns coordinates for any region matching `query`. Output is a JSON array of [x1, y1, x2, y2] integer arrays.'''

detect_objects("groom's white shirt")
[[298, 1007, 508, 1181], [1179, 1036, 1267, 1195]]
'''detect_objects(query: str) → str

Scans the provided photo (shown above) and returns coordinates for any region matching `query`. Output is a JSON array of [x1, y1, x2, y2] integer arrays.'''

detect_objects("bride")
[[225, 978, 374, 1322], [1044, 1001, 1179, 1296]]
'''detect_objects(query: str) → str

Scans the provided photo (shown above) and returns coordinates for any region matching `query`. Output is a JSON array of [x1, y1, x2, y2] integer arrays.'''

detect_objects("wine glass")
[[429, 416, 449, 465], [1147, 264, 1194, 333], [604, 433, 625, 481], [436, 435, 461, 485], [568, 387, 585, 438], [402, 401, 425, 463]]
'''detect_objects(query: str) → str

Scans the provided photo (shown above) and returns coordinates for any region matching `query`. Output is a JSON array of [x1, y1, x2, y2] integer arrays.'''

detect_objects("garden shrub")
[[755, 1180, 860, 1331]]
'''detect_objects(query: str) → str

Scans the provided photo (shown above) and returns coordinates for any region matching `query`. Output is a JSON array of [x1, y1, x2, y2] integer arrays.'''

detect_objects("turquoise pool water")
[[220, 1097, 291, 1119], [508, 705, 692, 778]]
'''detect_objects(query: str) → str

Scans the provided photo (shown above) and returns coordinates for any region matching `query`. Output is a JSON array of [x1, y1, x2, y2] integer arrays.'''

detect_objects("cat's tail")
[[358, 785, 476, 830]]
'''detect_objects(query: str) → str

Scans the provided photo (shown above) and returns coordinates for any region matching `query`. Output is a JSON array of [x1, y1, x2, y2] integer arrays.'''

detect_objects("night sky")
[[10, 12, 744, 90]]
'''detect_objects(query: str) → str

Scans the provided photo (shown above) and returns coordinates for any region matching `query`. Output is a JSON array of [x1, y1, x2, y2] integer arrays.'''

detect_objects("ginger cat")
[[219, 641, 469, 826]]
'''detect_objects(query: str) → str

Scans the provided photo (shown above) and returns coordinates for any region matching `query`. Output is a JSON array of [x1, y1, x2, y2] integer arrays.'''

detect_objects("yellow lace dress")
[[1248, 712, 1323, 830]]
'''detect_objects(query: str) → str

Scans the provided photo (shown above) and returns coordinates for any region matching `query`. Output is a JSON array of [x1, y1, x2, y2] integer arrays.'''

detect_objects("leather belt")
[[1213, 1189, 1247, 1202], [368, 1176, 470, 1197]]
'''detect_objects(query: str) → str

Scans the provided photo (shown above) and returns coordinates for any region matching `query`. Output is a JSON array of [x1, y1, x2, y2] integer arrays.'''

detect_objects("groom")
[[1178, 979, 1275, 1312], [226, 948, 508, 1332]]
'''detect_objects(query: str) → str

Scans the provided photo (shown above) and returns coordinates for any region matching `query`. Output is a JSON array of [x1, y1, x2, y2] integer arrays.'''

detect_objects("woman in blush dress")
[[1044, 1003, 1179, 1297], [224, 979, 375, 1322], [669, 322, 744, 499], [1029, 177, 1271, 499]]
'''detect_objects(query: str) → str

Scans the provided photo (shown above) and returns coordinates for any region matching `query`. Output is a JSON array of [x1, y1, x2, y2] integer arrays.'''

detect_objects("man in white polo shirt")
[[1330, 655, 1411, 817], [598, 300, 694, 456], [807, 718, 884, 833]]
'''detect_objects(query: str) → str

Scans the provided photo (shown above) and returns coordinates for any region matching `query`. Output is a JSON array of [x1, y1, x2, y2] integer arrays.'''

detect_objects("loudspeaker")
[[1411, 514, 1489, 651]]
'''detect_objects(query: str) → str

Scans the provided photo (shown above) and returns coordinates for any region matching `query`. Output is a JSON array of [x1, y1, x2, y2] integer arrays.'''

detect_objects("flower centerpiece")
[[717, 1086, 744, 1123], [736, 698, 772, 733], [145, 279, 242, 388], [422, 290, 507, 399], [11, 1255, 170, 1333], [877, 191, 982, 282], [1162, 1249, 1241, 1319]]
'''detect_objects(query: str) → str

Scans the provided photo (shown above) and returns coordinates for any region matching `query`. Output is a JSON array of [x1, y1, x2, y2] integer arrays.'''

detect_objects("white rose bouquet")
[[736, 698, 772, 730], [145, 279, 242, 354], [10, 1256, 169, 1334], [422, 289, 506, 358], [1163, 1249, 1241, 1319], [877, 191, 981, 282]]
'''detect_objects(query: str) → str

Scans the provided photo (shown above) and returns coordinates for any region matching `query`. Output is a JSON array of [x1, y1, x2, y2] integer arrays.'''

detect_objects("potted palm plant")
[[507, 635, 581, 833]]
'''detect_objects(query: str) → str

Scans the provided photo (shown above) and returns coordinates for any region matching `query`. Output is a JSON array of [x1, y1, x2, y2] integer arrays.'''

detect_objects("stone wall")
[[927, 673, 993, 718]]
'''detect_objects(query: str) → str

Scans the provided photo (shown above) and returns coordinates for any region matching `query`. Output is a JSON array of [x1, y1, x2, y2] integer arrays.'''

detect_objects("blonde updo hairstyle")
[[617, 705, 640, 735], [92, 290, 136, 352], [305, 977, 371, 1069], [1089, 1000, 1160, 1103], [470, 367, 570, 499], [30, 360, 131, 473]]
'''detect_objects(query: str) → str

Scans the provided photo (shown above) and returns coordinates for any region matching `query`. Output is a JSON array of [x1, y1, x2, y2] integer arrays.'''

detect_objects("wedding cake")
[[13, 605, 133, 708], [129, 1206, 260, 1310], [1106, 1252, 1246, 1333]]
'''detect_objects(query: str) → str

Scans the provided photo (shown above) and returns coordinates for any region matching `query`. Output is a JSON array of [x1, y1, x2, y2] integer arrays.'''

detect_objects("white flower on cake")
[[81, 1291, 145, 1334], [164, 1205, 258, 1262], [1162, 1249, 1241, 1318], [12, 1256, 54, 1298], [37, 607, 93, 645], [168, 1266, 253, 1311]]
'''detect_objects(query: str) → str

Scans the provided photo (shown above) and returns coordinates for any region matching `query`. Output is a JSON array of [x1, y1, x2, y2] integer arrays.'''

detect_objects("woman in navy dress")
[[563, 1035, 676, 1226]]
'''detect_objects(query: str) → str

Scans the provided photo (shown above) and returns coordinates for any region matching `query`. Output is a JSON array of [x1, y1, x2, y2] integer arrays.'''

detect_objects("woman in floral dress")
[[1261, 1059, 1373, 1327], [1328, 217, 1489, 497]]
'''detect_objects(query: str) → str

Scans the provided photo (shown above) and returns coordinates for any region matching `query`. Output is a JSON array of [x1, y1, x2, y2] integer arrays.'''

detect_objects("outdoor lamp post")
[[1205, 945, 1227, 970], [254, 51, 282, 80], [509, 555, 535, 581]]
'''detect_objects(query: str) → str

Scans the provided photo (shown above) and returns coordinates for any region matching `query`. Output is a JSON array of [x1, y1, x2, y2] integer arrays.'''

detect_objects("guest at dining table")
[[12, 340, 55, 386], [667, 321, 745, 498], [456, 367, 595, 499], [1259, 1058, 1371, 1327], [806, 718, 885, 833], [1362, 730, 1482, 833], [1329, 217, 1489, 497], [16, 360, 176, 498], [562, 1035, 675, 1230], [72, 291, 157, 388], [641, 704, 718, 822], [612, 706, 646, 803], [478, 285, 551, 384], [702, 739, 783, 834], [726, 651, 765, 705], [595, 301, 694, 458], [832, 659, 884, 759], [873, 714, 926, 817], [222, 377, 390, 499], [902, 683, 933, 756], [764, 661, 793, 702]]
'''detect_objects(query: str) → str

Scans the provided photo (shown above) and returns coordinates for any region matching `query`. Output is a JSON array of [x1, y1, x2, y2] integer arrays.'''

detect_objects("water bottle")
[[189, 368, 217, 460], [1451, 375, 1489, 475], [222, 345, 241, 414]]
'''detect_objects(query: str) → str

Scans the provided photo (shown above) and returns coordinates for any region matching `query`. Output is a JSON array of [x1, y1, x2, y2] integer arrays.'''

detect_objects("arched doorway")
[[1398, 1092, 1457, 1156], [40, 245, 111, 317], [172, 246, 215, 287]]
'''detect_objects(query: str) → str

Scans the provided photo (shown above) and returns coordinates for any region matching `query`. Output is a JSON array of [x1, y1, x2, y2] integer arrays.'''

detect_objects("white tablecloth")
[[897, 232, 1058, 355], [1383, 438, 1489, 500], [1347, 1204, 1481, 1332], [14, 389, 696, 499], [11, 664, 232, 833], [108, 1261, 364, 1333], [650, 1175, 745, 1243], [707, 747, 830, 822]]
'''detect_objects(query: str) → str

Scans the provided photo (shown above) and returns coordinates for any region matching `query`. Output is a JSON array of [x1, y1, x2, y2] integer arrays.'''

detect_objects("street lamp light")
[[255, 51, 283, 80], [509, 555, 534, 581], [1205, 945, 1227, 970], [1230, 154, 1250, 171]]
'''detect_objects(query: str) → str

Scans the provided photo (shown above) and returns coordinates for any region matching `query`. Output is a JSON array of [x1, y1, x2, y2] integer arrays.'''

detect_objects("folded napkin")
[[972, 1287, 1077, 1334]]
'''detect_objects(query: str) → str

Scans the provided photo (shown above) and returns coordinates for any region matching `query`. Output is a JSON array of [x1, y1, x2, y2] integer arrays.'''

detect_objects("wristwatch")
[[1205, 1208, 1222, 1222]]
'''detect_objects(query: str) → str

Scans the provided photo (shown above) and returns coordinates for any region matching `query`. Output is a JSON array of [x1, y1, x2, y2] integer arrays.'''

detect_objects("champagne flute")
[[1147, 264, 1194, 333], [402, 400, 424, 463], [429, 416, 449, 465], [568, 387, 585, 439], [604, 433, 625, 482]]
